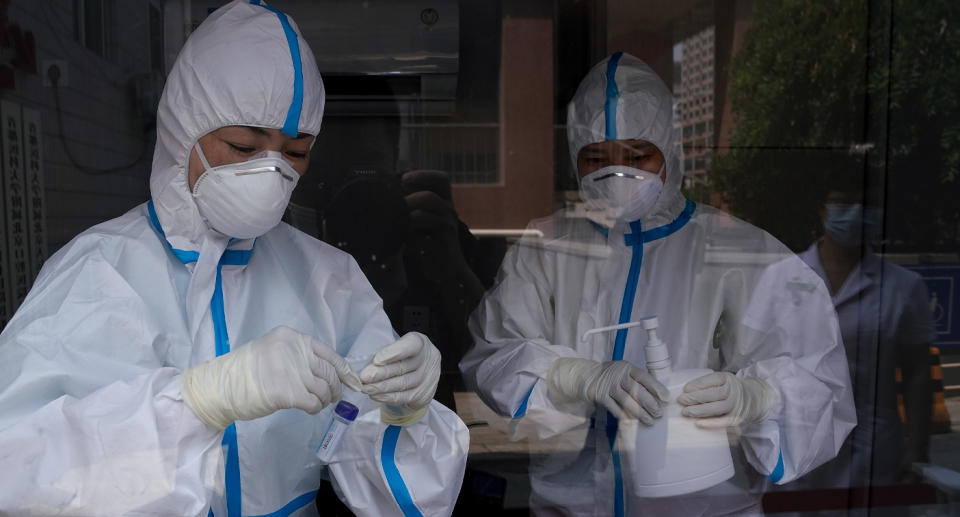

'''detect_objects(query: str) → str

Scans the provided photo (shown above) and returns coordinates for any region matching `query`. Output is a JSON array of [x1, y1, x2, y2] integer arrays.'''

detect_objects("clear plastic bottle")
[[316, 398, 360, 463]]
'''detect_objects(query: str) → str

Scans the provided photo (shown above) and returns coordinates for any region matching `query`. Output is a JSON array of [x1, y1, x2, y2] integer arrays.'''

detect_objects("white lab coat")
[[0, 1, 467, 515], [460, 52, 855, 516]]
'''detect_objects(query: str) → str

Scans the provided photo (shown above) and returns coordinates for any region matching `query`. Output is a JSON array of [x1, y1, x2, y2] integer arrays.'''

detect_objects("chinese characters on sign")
[[22, 107, 45, 281], [0, 100, 34, 325]]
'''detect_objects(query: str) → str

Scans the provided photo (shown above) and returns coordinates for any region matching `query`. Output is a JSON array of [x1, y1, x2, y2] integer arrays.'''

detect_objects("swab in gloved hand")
[[359, 332, 440, 426], [181, 326, 363, 430]]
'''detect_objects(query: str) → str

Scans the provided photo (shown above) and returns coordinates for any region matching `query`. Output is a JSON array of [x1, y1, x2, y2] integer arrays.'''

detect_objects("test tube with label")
[[316, 400, 359, 463]]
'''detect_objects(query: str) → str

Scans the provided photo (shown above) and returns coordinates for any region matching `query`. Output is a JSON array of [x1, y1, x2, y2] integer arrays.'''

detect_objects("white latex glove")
[[547, 358, 670, 426], [359, 332, 440, 426], [677, 371, 779, 429], [181, 326, 363, 430]]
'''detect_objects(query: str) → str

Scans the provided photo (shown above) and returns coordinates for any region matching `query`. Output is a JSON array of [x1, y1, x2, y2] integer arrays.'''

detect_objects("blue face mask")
[[824, 204, 881, 248]]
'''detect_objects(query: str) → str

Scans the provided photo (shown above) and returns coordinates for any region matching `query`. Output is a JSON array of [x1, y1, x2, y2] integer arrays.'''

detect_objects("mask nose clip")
[[592, 170, 651, 182], [194, 143, 296, 181], [238, 150, 296, 180], [234, 165, 294, 181]]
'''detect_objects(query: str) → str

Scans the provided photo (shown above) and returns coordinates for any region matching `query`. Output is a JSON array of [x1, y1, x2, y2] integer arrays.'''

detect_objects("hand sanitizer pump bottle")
[[620, 317, 735, 498]]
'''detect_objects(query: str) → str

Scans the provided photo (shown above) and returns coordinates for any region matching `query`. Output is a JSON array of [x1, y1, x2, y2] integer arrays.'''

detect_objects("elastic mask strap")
[[195, 142, 213, 171], [657, 162, 666, 181]]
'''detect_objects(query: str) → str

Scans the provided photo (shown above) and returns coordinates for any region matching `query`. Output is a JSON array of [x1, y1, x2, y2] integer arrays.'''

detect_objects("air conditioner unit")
[[269, 0, 459, 117]]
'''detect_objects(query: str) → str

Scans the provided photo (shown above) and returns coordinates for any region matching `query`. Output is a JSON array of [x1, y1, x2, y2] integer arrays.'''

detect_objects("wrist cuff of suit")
[[180, 364, 233, 430], [380, 404, 429, 426], [546, 357, 600, 403], [745, 376, 781, 424]]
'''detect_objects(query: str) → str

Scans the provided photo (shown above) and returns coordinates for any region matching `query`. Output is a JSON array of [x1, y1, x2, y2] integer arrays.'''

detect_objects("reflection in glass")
[[461, 53, 855, 516]]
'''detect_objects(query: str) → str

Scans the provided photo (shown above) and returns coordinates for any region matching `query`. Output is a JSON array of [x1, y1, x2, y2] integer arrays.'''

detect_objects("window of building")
[[74, 0, 114, 60], [149, 2, 164, 73]]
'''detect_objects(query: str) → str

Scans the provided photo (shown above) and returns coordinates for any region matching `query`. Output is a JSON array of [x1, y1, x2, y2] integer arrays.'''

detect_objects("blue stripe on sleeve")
[[381, 425, 425, 517], [769, 450, 785, 483], [513, 381, 537, 418]]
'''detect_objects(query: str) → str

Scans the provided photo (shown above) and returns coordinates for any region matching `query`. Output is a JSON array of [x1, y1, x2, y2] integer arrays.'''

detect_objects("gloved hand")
[[359, 332, 440, 426], [677, 371, 779, 429], [547, 358, 670, 426], [181, 326, 363, 430]]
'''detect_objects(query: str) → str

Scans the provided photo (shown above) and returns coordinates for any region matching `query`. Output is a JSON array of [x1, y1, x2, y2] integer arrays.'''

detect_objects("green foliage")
[[713, 0, 960, 252], [683, 180, 713, 205]]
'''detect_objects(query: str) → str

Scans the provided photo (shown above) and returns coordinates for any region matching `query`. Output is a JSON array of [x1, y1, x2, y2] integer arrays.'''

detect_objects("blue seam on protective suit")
[[605, 201, 696, 517], [604, 51, 624, 140], [605, 218, 641, 517], [589, 201, 695, 244], [212, 265, 230, 357], [381, 425, 425, 517], [147, 200, 257, 266], [513, 382, 537, 418], [211, 261, 242, 517], [220, 248, 254, 266], [147, 200, 200, 263], [250, 0, 304, 137], [769, 450, 785, 482], [223, 423, 241, 517], [148, 200, 257, 516], [212, 249, 254, 516], [248, 490, 319, 517], [612, 218, 644, 361], [642, 200, 696, 243], [588, 220, 610, 239]]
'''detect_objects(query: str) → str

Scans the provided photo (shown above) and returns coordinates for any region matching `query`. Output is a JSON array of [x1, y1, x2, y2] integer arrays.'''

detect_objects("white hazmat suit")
[[460, 52, 855, 516], [0, 1, 468, 515]]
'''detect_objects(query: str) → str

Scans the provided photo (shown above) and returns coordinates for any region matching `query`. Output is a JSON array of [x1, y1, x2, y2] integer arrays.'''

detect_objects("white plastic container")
[[618, 317, 735, 498]]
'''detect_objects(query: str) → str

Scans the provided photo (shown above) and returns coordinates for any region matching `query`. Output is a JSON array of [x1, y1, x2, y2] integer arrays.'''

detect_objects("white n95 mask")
[[580, 164, 664, 222], [192, 143, 300, 239]]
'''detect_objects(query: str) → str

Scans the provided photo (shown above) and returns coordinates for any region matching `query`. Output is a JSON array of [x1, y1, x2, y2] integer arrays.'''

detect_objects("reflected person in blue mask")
[[823, 201, 881, 250], [796, 175, 934, 502]]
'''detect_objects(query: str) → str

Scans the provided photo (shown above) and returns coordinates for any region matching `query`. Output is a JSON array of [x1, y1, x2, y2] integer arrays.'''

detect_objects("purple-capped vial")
[[335, 400, 359, 422], [316, 400, 359, 463]]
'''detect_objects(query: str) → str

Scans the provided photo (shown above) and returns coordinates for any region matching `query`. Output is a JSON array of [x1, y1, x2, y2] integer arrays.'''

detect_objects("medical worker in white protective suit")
[[0, 1, 467, 516], [460, 52, 856, 516]]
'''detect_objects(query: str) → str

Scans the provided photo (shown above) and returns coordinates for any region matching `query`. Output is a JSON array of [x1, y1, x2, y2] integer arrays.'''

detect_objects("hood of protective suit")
[[567, 52, 685, 228], [150, 0, 325, 250], [148, 0, 325, 342]]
